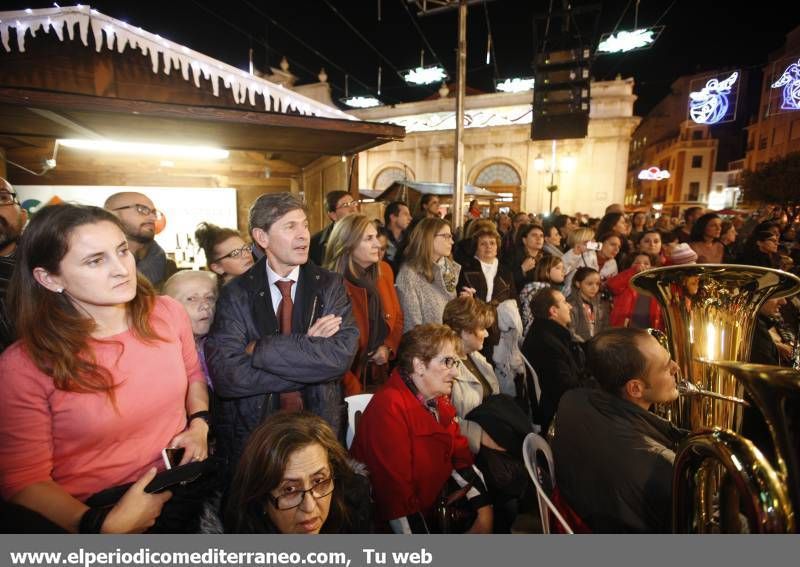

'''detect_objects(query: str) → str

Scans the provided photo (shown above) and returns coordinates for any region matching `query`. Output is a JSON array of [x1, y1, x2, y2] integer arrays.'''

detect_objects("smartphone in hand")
[[161, 447, 185, 470]]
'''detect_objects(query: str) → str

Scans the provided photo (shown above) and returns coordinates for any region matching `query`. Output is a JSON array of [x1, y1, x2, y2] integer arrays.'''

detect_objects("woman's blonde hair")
[[323, 214, 380, 280], [568, 227, 595, 249], [404, 217, 451, 283]]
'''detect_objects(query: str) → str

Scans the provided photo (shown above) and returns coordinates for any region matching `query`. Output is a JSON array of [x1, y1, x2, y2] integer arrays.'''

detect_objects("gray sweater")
[[396, 257, 461, 333]]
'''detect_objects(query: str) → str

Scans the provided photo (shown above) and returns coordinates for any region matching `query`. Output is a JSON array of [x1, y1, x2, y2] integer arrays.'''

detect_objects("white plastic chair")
[[522, 432, 574, 534], [520, 353, 542, 404], [345, 394, 373, 449]]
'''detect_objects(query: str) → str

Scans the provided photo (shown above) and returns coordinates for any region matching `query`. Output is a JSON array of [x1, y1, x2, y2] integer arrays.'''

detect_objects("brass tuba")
[[631, 264, 800, 533], [631, 264, 800, 432]]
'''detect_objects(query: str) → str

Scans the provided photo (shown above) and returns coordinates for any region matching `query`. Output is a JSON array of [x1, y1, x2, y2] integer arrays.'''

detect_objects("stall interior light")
[[496, 78, 535, 93], [58, 139, 229, 160], [341, 96, 382, 108], [402, 65, 447, 85]]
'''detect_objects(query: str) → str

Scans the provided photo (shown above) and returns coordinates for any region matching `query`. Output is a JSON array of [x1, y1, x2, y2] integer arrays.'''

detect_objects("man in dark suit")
[[309, 190, 358, 266], [521, 287, 585, 430], [206, 192, 359, 478]]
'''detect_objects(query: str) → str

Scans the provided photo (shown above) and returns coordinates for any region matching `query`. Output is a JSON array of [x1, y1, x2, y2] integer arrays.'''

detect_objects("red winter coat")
[[606, 266, 663, 330], [350, 369, 474, 523]]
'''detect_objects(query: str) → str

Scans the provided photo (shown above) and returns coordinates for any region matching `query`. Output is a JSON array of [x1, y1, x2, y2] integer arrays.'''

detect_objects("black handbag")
[[85, 458, 220, 533], [431, 477, 477, 534]]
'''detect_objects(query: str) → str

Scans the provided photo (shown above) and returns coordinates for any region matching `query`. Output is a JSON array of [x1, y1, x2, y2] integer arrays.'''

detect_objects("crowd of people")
[[0, 177, 798, 534]]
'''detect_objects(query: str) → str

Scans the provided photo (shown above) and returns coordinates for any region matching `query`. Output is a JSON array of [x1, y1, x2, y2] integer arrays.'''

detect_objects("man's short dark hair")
[[384, 201, 409, 227], [420, 193, 437, 207], [684, 206, 703, 223], [325, 190, 351, 213], [586, 328, 650, 395], [249, 192, 307, 234], [553, 214, 569, 230], [530, 287, 560, 321]]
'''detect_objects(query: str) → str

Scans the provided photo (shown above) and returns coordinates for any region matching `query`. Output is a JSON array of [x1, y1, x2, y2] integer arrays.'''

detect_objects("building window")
[[759, 136, 767, 150], [688, 182, 700, 201], [475, 163, 522, 186], [691, 155, 703, 168], [692, 130, 703, 140], [373, 166, 412, 191]]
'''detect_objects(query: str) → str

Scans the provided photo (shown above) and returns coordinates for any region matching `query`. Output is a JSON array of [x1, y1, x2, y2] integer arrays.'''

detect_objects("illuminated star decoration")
[[341, 96, 381, 108], [402, 66, 447, 86], [689, 71, 739, 125], [638, 167, 671, 181], [771, 59, 800, 111], [598, 28, 655, 54], [496, 78, 535, 93]]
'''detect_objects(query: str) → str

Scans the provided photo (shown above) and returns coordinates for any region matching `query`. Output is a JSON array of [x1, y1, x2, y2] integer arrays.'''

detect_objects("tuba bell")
[[631, 264, 800, 533], [631, 264, 800, 432]]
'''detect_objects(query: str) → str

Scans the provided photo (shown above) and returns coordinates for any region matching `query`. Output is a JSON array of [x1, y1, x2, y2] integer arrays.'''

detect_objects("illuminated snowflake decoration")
[[771, 59, 800, 111], [402, 66, 447, 85], [638, 167, 671, 181], [598, 28, 655, 54], [342, 96, 381, 108], [496, 78, 535, 93], [689, 71, 738, 125]]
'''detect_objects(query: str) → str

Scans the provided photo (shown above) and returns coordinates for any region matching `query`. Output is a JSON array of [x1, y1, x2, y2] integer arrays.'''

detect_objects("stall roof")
[[0, 6, 404, 167]]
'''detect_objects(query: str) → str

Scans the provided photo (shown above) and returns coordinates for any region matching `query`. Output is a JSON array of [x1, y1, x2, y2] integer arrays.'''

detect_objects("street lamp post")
[[534, 139, 576, 214]]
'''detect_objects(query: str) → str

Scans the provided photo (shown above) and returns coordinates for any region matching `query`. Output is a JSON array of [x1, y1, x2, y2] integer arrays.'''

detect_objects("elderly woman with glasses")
[[396, 218, 461, 332], [221, 412, 371, 533], [351, 324, 492, 533], [195, 222, 254, 285]]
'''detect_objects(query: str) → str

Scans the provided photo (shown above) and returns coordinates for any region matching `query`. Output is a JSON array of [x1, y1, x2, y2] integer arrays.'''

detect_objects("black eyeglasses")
[[439, 356, 461, 369], [335, 200, 359, 210], [213, 244, 252, 263], [267, 477, 335, 510], [112, 204, 163, 219], [0, 191, 19, 207]]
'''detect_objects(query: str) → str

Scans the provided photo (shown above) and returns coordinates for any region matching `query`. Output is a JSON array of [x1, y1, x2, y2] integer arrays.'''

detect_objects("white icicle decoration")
[[0, 5, 354, 121]]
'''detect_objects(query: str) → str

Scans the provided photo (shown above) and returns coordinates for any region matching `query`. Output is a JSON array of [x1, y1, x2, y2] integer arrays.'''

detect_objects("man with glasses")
[[0, 178, 27, 353], [104, 192, 167, 288], [309, 190, 359, 266]]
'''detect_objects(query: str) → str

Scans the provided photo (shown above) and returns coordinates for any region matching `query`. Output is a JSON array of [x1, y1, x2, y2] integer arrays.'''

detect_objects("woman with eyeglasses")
[[737, 230, 782, 269], [195, 222, 254, 285], [221, 411, 370, 533], [324, 214, 403, 396], [351, 324, 492, 533], [396, 218, 461, 332], [0, 204, 209, 533]]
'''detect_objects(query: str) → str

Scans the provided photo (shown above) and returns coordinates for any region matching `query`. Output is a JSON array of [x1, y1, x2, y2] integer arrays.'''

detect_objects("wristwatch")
[[188, 410, 210, 426]]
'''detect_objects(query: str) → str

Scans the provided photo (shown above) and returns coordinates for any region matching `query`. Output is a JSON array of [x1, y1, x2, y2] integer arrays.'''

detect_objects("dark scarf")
[[346, 265, 388, 353]]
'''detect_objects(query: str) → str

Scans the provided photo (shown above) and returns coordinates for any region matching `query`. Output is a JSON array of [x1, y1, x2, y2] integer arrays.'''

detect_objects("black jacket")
[[456, 257, 516, 305], [205, 258, 358, 473], [521, 318, 586, 430], [310, 222, 335, 266], [552, 388, 688, 533]]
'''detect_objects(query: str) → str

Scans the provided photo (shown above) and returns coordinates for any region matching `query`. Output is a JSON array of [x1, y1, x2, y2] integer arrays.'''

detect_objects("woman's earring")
[[56, 288, 64, 294]]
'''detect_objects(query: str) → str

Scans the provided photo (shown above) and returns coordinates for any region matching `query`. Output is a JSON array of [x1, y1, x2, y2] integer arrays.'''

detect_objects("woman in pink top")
[[0, 204, 209, 533]]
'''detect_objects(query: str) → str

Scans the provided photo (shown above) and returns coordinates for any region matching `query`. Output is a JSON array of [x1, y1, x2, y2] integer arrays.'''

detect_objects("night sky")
[[2, 1, 800, 118]]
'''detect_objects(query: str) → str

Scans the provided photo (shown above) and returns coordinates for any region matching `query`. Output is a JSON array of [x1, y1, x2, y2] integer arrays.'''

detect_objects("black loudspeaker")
[[531, 47, 591, 141]]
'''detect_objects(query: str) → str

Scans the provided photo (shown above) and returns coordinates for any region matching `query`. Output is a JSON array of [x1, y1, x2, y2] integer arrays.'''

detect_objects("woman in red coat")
[[325, 215, 404, 395], [350, 324, 492, 533], [606, 252, 663, 330]]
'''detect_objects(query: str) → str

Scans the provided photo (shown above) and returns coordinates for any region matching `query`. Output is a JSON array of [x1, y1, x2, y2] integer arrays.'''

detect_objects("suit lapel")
[[248, 257, 279, 334], [294, 263, 321, 333]]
